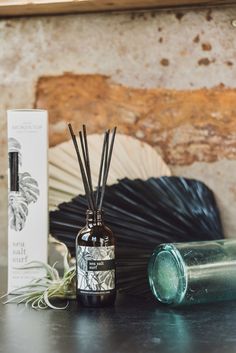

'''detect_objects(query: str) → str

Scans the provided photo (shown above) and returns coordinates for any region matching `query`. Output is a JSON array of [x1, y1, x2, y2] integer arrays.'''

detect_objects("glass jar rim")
[[148, 243, 188, 305]]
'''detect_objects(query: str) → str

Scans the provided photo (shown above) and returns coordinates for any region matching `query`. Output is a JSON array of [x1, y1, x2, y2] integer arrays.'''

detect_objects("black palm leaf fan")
[[50, 176, 224, 296]]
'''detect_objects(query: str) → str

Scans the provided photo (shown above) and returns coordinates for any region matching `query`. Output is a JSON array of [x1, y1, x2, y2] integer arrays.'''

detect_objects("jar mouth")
[[148, 244, 187, 305]]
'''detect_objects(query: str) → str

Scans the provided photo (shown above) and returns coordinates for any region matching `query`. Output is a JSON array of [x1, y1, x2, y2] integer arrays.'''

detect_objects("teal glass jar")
[[148, 239, 236, 306]]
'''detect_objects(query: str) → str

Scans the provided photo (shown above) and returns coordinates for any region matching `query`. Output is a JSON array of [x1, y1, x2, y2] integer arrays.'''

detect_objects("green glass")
[[148, 239, 236, 306]]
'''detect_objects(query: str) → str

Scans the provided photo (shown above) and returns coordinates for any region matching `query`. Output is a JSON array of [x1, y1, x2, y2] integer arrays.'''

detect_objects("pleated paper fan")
[[50, 177, 224, 296], [49, 134, 171, 210]]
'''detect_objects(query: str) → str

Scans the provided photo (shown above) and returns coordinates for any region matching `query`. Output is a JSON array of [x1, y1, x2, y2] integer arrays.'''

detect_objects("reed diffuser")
[[68, 124, 117, 307]]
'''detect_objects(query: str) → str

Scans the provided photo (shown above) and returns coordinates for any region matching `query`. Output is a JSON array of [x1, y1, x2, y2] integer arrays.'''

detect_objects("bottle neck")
[[86, 210, 104, 227]]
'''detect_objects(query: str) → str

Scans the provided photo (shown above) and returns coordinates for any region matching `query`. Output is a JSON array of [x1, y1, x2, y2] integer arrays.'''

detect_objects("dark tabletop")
[[1, 268, 236, 353]]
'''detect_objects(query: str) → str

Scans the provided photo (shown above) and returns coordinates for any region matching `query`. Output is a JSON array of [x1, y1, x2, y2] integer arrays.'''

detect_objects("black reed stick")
[[96, 130, 109, 208], [99, 130, 110, 210], [68, 123, 116, 212], [82, 125, 94, 197], [68, 124, 94, 210], [99, 127, 117, 210], [105, 127, 117, 185], [79, 130, 95, 209]]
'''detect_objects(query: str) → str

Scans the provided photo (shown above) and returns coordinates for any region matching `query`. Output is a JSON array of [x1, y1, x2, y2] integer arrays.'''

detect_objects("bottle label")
[[77, 245, 115, 294]]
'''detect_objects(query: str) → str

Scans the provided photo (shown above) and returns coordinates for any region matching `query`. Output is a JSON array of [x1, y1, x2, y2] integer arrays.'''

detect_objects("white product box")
[[7, 109, 48, 292]]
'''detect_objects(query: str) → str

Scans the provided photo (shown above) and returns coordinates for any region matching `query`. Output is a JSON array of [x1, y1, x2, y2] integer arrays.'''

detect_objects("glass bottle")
[[76, 209, 116, 307], [148, 239, 236, 306]]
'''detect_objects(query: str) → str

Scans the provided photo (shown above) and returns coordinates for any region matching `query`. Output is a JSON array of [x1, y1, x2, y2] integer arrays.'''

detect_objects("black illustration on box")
[[8, 138, 40, 231], [77, 246, 115, 292]]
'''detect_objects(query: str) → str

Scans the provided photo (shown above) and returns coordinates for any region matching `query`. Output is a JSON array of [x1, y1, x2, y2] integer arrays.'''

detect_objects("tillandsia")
[[1, 242, 76, 310]]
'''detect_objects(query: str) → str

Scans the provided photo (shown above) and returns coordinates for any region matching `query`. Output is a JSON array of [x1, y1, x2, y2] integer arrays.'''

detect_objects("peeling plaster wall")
[[35, 75, 236, 165], [1, 7, 236, 264]]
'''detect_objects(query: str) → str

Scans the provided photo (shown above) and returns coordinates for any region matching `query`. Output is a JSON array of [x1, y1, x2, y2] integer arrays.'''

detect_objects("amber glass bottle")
[[76, 209, 116, 307]]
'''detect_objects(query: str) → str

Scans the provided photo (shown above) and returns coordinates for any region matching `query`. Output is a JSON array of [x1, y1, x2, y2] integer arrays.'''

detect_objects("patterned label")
[[77, 246, 115, 293]]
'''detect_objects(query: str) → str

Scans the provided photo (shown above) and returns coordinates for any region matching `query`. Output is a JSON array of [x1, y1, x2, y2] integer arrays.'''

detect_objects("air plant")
[[1, 242, 76, 310]]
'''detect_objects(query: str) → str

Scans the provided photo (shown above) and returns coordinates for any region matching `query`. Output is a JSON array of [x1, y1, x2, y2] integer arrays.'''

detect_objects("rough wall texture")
[[36, 74, 236, 165], [1, 7, 236, 263]]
